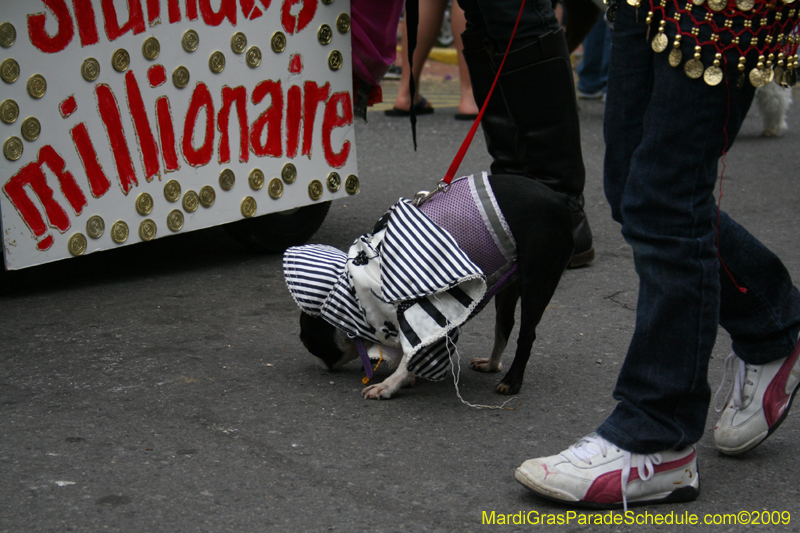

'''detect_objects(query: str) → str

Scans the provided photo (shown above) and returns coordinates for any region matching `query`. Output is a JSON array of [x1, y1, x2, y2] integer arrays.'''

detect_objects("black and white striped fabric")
[[284, 198, 486, 380]]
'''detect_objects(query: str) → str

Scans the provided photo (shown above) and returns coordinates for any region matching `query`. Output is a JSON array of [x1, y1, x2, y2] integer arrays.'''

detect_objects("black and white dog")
[[284, 173, 574, 400]]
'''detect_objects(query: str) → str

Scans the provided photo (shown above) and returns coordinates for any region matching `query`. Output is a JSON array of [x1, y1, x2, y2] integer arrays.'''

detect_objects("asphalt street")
[[1, 85, 799, 532]]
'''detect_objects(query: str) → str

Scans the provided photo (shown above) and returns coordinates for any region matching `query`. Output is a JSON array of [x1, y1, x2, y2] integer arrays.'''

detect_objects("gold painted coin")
[[68, 233, 87, 256], [669, 48, 683, 67], [271, 32, 287, 53], [282, 162, 297, 184], [136, 192, 154, 215], [209, 51, 225, 73], [345, 175, 359, 195], [1, 58, 19, 83], [774, 66, 786, 87], [112, 49, 130, 72], [336, 13, 351, 34], [172, 66, 190, 88], [182, 190, 199, 212], [704, 65, 723, 86], [626, 0, 638, 5], [691, 0, 705, 4], [167, 209, 184, 231], [231, 32, 247, 54], [86, 215, 105, 238], [21, 117, 40, 141], [652, 33, 668, 53], [142, 37, 160, 60], [139, 219, 157, 241], [241, 196, 257, 217], [327, 172, 341, 192], [81, 58, 101, 81], [736, 0, 754, 8], [3, 136, 23, 161], [246, 46, 262, 68], [249, 169, 265, 190], [328, 50, 343, 70], [318, 24, 333, 45], [322, 0, 333, 4], [308, 180, 323, 200], [708, 0, 726, 10], [684, 59, 704, 79], [268, 178, 283, 199], [27, 74, 47, 98], [0, 22, 16, 48], [199, 185, 215, 207], [219, 168, 235, 190], [164, 180, 181, 202], [182, 29, 199, 52], [0, 99, 18, 124], [749, 67, 767, 87], [111, 221, 129, 244]]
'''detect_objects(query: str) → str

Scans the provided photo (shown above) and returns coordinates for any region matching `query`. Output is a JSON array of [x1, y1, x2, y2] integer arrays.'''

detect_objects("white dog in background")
[[755, 83, 793, 137]]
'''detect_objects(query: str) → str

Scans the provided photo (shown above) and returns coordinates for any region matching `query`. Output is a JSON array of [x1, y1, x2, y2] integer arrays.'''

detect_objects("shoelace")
[[569, 434, 663, 512], [714, 352, 754, 413]]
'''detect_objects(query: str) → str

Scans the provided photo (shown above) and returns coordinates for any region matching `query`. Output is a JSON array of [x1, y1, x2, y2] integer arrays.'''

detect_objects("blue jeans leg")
[[597, 2, 800, 454], [577, 17, 611, 95]]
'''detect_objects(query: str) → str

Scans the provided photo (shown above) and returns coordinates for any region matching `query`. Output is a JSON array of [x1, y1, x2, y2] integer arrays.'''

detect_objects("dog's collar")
[[354, 337, 373, 379]]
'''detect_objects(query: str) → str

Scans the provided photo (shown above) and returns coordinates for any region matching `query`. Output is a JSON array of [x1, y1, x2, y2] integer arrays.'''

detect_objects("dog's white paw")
[[470, 357, 502, 373], [362, 383, 394, 400]]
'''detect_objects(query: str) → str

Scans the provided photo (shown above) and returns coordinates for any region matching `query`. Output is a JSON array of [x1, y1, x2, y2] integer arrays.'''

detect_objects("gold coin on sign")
[[336, 13, 351, 34], [209, 51, 225, 73], [246, 46, 262, 68], [172, 66, 190, 88], [281, 163, 297, 184], [86, 215, 105, 238], [81, 58, 101, 81], [182, 190, 199, 212], [112, 49, 130, 72], [21, 117, 41, 141], [268, 178, 283, 199], [1, 58, 19, 83], [249, 169, 265, 190], [219, 168, 235, 191], [231, 32, 247, 54], [0, 99, 18, 124], [111, 221, 129, 244], [345, 175, 359, 195], [271, 32, 287, 53], [182, 29, 199, 52], [167, 209, 184, 231], [68, 233, 87, 256], [142, 37, 160, 60], [328, 50, 343, 70], [136, 192, 154, 215], [0, 22, 16, 48], [327, 172, 341, 192], [164, 180, 181, 202], [241, 196, 257, 217], [318, 24, 333, 45], [199, 186, 215, 207], [308, 180, 323, 200], [3, 136, 23, 161], [27, 74, 47, 98], [139, 219, 157, 241]]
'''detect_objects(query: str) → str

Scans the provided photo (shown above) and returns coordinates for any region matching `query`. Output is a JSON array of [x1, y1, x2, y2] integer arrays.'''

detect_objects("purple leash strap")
[[354, 337, 374, 379]]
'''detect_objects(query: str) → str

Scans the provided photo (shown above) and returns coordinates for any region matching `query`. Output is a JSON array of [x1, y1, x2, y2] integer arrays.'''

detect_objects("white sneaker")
[[515, 434, 699, 511], [714, 339, 800, 455]]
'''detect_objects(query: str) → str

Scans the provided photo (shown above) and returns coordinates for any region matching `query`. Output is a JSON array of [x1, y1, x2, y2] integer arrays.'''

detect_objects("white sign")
[[0, 0, 357, 270]]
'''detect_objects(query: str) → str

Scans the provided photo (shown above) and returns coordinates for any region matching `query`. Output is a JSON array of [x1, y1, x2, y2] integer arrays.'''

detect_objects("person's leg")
[[576, 16, 607, 98], [390, 0, 449, 112], [450, 3, 479, 117]]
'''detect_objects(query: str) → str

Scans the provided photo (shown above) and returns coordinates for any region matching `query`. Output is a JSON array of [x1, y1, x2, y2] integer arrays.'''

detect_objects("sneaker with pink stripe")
[[515, 433, 699, 511]]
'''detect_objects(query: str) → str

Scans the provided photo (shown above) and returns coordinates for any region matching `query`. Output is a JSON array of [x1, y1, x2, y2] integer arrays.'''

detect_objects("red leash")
[[442, 0, 527, 186]]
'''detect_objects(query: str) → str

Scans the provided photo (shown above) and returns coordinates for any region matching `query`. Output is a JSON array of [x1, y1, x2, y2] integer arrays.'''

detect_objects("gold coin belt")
[[643, 0, 798, 87]]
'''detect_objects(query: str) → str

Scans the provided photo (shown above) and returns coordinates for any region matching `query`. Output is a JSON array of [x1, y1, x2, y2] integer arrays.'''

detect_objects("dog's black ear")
[[373, 210, 391, 233], [299, 312, 344, 367]]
